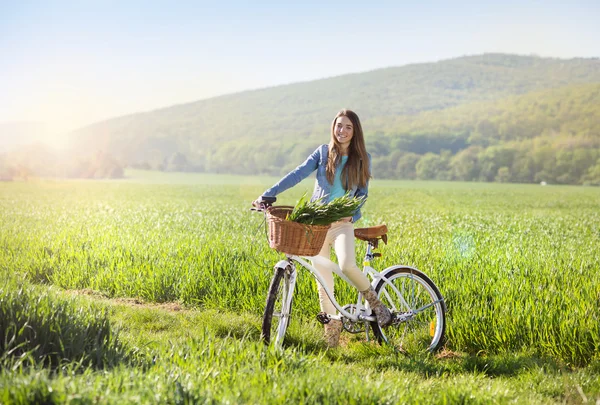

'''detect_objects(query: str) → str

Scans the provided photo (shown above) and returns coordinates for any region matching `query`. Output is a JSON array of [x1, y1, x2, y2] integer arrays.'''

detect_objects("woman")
[[254, 109, 392, 348]]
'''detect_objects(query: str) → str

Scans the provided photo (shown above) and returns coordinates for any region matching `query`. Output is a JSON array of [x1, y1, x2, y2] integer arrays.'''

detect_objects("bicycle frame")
[[274, 240, 421, 325], [290, 255, 376, 323]]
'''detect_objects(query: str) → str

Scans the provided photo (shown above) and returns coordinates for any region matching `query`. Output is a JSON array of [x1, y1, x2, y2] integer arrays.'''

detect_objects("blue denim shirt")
[[262, 144, 370, 223]]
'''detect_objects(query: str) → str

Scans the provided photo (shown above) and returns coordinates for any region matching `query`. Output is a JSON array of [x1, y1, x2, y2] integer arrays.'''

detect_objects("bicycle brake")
[[316, 312, 331, 324]]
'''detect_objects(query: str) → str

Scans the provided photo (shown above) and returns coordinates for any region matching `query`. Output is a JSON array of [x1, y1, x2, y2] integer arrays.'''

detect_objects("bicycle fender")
[[371, 265, 421, 287]]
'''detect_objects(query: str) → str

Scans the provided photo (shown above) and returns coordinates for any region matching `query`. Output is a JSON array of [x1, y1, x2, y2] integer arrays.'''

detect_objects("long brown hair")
[[326, 109, 371, 188]]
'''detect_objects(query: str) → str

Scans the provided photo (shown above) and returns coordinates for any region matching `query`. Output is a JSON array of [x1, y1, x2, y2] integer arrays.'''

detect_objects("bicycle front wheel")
[[372, 267, 446, 353], [261, 265, 295, 348]]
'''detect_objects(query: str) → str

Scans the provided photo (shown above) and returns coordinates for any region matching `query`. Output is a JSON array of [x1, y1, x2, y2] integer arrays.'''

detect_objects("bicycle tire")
[[372, 267, 446, 353], [261, 265, 294, 348]]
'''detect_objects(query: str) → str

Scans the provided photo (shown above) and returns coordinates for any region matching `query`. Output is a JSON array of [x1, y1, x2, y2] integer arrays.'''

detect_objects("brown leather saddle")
[[354, 224, 388, 247]]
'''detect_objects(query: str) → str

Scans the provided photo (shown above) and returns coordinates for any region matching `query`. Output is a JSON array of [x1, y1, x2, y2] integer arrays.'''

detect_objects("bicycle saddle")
[[354, 225, 388, 245]]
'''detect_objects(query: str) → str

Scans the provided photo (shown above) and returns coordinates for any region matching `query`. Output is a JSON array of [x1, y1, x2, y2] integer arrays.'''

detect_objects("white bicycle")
[[254, 198, 446, 353]]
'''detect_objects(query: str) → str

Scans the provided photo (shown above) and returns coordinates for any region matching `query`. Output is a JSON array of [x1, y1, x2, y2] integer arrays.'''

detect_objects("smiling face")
[[333, 115, 354, 152]]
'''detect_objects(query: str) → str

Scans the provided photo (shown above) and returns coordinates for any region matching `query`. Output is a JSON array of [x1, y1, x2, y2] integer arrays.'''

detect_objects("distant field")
[[1, 172, 599, 403]]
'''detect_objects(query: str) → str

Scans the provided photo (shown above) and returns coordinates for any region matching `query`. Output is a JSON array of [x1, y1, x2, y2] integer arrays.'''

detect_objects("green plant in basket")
[[287, 193, 364, 226]]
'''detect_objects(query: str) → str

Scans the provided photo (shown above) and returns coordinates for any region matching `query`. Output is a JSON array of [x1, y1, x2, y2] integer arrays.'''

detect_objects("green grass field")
[[1, 171, 599, 404]]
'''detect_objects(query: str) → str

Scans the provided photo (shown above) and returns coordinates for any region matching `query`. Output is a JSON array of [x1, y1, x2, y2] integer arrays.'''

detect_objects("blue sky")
[[1, 0, 599, 139]]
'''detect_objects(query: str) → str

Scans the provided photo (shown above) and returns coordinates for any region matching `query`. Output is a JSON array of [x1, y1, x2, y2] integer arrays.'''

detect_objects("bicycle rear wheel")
[[372, 267, 446, 353], [261, 265, 295, 348]]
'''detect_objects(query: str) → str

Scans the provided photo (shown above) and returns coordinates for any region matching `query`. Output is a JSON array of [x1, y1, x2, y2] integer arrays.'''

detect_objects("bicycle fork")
[[275, 259, 297, 321]]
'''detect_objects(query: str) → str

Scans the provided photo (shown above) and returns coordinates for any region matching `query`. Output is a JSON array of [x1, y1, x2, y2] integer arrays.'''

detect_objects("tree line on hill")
[[368, 136, 600, 185], [2, 137, 599, 186]]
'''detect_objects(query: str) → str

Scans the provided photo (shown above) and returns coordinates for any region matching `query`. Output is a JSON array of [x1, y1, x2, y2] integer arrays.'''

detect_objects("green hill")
[[3, 53, 599, 184]]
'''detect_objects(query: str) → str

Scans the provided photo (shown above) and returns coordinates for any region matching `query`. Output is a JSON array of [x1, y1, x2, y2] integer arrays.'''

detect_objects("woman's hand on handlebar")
[[251, 196, 276, 211]]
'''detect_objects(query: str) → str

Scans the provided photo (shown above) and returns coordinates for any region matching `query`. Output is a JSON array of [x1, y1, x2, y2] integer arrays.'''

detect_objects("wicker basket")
[[266, 206, 331, 256]]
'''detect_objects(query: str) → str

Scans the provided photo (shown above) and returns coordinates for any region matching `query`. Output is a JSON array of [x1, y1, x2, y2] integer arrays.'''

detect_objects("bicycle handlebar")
[[251, 196, 277, 212]]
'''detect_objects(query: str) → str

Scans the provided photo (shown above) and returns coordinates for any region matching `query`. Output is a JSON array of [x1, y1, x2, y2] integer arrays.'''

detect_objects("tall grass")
[[2, 298, 599, 404], [1, 178, 599, 366], [0, 280, 127, 369]]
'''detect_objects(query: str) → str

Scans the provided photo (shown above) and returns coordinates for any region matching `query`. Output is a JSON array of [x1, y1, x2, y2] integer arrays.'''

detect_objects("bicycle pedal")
[[393, 311, 412, 324], [316, 312, 331, 324]]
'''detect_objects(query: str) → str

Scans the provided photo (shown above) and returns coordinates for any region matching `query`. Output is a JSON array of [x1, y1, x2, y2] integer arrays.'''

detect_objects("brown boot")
[[323, 319, 343, 348], [361, 286, 392, 327]]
